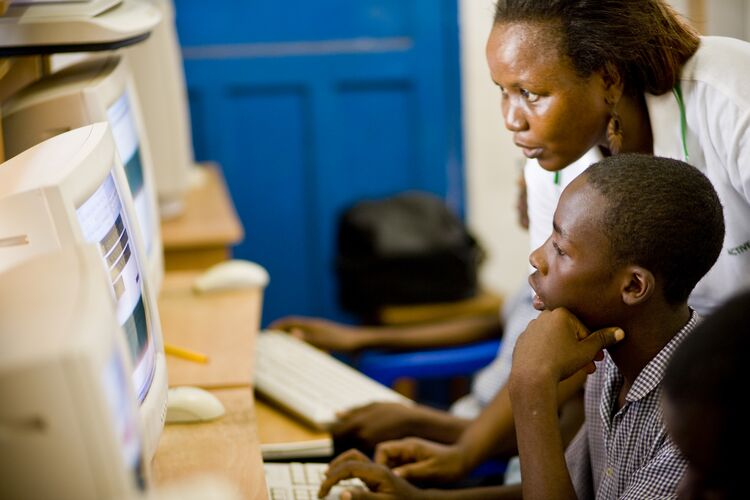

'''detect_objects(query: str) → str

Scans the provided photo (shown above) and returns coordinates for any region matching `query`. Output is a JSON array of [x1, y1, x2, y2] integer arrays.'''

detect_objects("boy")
[[318, 153, 725, 499]]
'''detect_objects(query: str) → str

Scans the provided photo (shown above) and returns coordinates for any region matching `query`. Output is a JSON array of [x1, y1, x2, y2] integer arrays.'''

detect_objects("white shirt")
[[525, 148, 601, 257], [452, 151, 597, 416], [645, 36, 750, 314]]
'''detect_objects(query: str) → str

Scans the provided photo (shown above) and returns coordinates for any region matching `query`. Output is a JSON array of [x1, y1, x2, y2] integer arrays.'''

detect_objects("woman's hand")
[[319, 449, 425, 500], [268, 316, 364, 351], [374, 437, 468, 484]]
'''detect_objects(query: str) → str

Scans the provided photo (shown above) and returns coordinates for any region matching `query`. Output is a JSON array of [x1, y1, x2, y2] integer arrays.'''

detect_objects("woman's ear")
[[621, 266, 655, 306], [601, 61, 624, 105]]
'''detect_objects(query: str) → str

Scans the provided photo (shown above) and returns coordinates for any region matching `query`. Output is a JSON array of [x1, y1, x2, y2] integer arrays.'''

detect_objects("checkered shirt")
[[565, 311, 700, 499]]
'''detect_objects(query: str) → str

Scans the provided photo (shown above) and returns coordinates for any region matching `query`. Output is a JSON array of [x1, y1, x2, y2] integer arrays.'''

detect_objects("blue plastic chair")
[[354, 339, 502, 388]]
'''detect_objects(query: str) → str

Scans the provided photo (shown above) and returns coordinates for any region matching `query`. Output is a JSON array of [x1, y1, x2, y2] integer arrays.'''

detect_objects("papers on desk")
[[260, 438, 333, 460]]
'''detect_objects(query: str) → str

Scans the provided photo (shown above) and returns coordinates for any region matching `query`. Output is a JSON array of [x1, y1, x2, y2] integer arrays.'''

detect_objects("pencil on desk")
[[164, 342, 209, 364]]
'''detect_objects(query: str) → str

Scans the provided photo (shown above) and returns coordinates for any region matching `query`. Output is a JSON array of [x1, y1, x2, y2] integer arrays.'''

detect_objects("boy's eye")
[[552, 241, 566, 256], [520, 88, 540, 103]]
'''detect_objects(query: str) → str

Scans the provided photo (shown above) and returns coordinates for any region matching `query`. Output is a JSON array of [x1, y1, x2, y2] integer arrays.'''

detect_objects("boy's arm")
[[510, 369, 575, 499], [509, 308, 623, 500], [331, 402, 472, 450], [269, 314, 501, 352]]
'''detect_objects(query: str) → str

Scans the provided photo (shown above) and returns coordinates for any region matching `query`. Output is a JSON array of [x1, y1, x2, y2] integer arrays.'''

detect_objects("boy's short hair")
[[584, 154, 724, 305]]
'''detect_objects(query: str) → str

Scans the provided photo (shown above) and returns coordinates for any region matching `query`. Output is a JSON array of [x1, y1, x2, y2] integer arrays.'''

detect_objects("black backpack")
[[335, 191, 485, 321]]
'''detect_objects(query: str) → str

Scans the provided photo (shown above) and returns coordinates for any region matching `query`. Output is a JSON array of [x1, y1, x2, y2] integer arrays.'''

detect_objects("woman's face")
[[486, 21, 611, 171]]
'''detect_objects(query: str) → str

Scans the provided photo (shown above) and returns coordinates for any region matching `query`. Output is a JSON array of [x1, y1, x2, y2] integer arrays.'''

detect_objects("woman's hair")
[[493, 0, 700, 95]]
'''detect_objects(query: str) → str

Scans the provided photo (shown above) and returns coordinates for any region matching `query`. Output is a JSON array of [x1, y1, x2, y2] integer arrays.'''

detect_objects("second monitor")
[[1, 52, 164, 294]]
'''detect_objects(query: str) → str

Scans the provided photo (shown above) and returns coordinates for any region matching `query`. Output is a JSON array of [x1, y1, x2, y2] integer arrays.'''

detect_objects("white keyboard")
[[264, 462, 366, 500], [254, 330, 412, 430]]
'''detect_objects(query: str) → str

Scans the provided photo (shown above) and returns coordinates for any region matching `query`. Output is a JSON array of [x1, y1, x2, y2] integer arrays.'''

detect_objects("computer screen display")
[[1, 54, 164, 294], [76, 169, 156, 403], [106, 90, 155, 257]]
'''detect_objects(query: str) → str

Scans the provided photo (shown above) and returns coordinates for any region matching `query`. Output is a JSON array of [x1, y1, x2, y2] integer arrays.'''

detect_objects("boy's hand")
[[267, 316, 363, 351], [511, 308, 624, 386], [374, 437, 467, 483], [319, 449, 424, 500], [331, 403, 421, 448]]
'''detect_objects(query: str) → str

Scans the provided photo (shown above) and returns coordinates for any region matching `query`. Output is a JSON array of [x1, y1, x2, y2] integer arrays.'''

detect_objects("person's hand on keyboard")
[[319, 449, 422, 500], [331, 402, 469, 452], [374, 437, 468, 484], [330, 402, 424, 450], [268, 316, 368, 351]]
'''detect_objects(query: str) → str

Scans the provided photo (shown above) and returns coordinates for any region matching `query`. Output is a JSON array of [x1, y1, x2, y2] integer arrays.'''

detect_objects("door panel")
[[175, 0, 463, 324]]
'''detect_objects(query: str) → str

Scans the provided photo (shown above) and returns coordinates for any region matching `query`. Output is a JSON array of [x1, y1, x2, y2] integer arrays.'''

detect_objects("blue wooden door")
[[174, 0, 464, 325]]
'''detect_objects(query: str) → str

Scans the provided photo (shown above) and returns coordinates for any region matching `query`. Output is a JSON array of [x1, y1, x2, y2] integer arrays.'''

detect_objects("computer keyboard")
[[254, 330, 412, 430], [264, 462, 366, 500]]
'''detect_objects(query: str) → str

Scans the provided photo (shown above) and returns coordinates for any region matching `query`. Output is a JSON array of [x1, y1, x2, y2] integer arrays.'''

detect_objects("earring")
[[607, 108, 623, 154]]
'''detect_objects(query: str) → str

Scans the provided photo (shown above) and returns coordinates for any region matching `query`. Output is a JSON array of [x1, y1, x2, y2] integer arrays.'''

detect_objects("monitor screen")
[[76, 169, 156, 403], [106, 90, 155, 258], [1, 54, 164, 294]]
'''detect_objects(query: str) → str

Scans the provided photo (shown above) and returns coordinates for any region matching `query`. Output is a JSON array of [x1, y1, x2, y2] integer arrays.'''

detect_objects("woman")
[[486, 0, 750, 315], [316, 1, 750, 498]]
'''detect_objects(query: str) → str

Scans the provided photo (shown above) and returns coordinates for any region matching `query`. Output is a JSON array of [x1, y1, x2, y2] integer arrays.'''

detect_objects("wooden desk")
[[254, 398, 329, 447], [151, 271, 266, 499], [152, 271, 333, 497], [152, 387, 265, 498], [160, 163, 244, 271], [156, 271, 262, 389]]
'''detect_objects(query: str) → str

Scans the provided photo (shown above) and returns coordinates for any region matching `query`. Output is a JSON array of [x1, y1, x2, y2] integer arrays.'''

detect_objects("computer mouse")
[[193, 259, 270, 293], [165, 386, 226, 423]]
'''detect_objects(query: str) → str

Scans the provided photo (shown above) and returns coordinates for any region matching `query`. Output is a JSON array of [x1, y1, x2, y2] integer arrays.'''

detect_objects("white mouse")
[[193, 259, 270, 292], [165, 386, 226, 423]]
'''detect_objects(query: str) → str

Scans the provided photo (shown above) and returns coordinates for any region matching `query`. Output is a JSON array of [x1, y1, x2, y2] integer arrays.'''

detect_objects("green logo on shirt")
[[728, 240, 750, 256]]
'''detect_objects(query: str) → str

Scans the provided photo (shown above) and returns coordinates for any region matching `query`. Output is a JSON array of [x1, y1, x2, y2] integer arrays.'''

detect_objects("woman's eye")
[[498, 84, 508, 96], [520, 88, 540, 103]]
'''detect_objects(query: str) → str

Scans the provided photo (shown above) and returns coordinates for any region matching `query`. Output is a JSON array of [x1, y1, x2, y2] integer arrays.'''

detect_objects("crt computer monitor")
[[0, 243, 147, 500], [123, 0, 195, 219], [0, 122, 168, 462], [1, 52, 164, 294]]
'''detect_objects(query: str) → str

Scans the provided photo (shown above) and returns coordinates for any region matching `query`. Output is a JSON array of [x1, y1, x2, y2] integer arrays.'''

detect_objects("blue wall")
[[174, 0, 464, 325]]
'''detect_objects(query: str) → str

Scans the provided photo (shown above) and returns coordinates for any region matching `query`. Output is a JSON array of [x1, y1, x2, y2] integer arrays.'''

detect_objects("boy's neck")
[[607, 301, 692, 385]]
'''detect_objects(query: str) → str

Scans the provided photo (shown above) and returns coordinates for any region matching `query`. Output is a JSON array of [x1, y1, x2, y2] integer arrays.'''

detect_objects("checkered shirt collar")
[[601, 309, 701, 405]]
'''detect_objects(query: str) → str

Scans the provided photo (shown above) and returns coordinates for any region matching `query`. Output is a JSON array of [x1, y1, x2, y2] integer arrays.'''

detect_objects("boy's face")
[[528, 175, 625, 329]]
